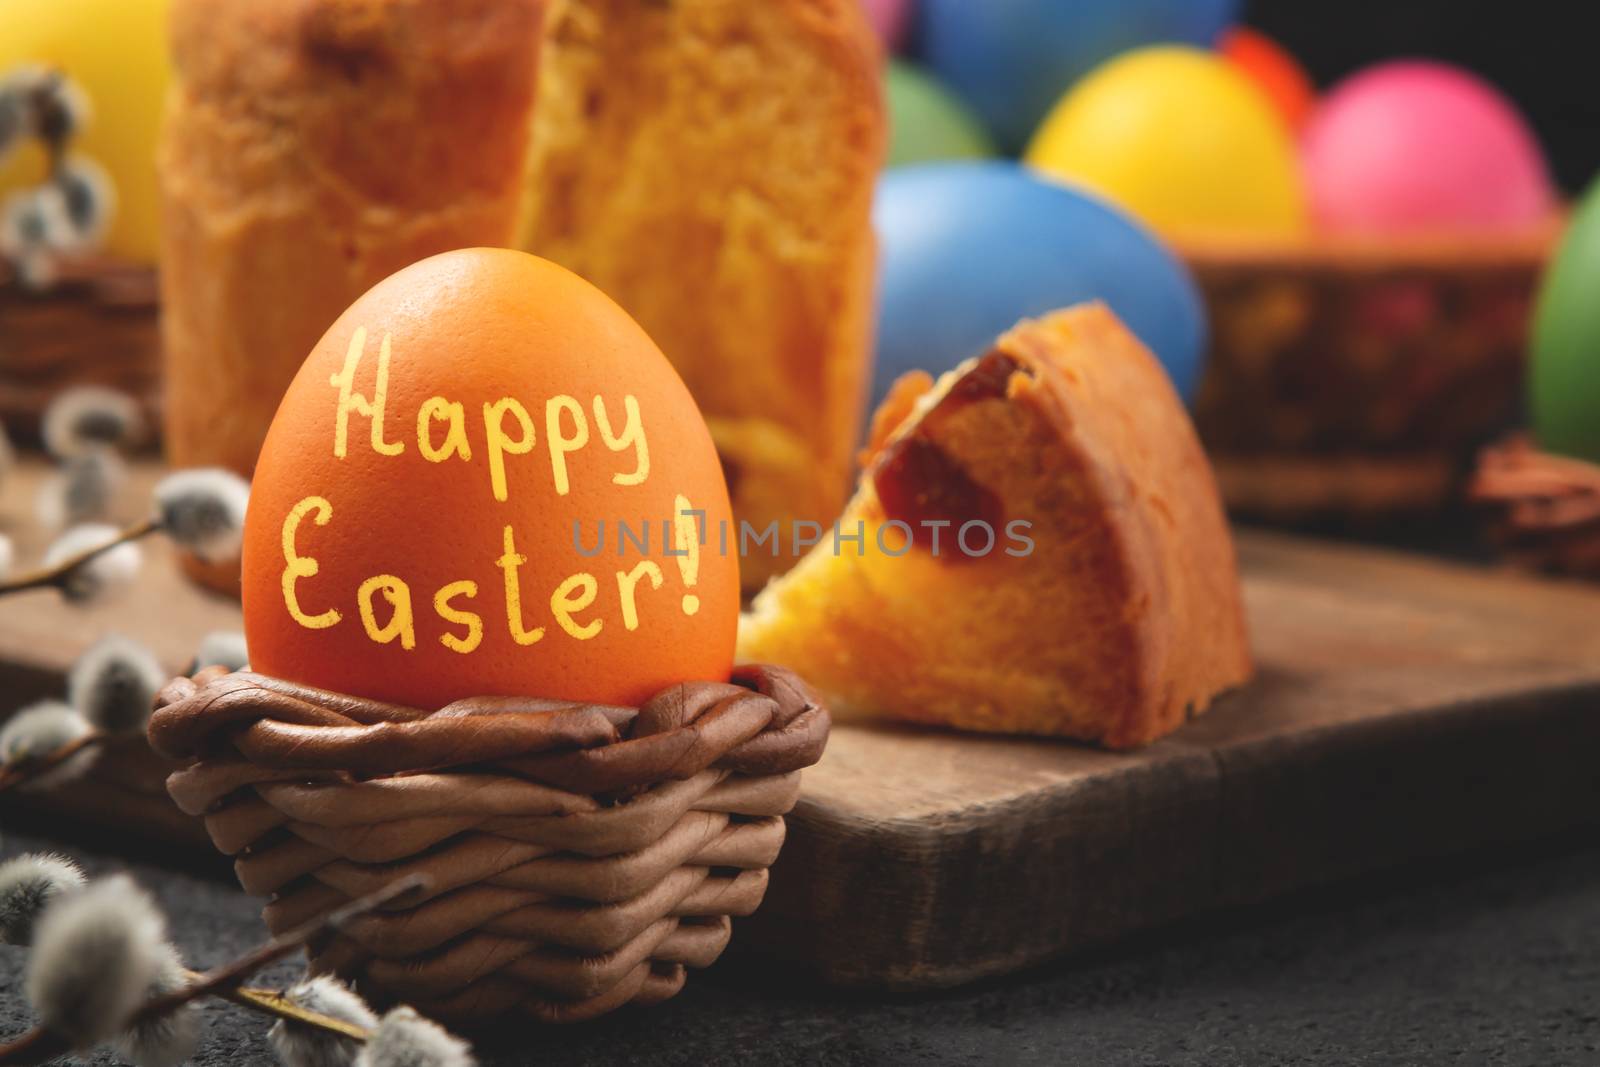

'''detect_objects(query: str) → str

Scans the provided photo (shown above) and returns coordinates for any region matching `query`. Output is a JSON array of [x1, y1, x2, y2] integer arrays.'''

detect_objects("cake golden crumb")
[[738, 303, 1253, 749], [159, 0, 544, 480], [521, 0, 886, 590]]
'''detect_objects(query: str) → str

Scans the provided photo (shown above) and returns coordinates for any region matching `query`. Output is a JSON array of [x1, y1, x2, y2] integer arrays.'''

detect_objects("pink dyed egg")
[[862, 0, 912, 51], [1301, 60, 1554, 234]]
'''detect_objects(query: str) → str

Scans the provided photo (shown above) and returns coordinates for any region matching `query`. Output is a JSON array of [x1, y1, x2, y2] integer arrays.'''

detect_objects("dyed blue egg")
[[917, 0, 1239, 153], [873, 162, 1206, 406]]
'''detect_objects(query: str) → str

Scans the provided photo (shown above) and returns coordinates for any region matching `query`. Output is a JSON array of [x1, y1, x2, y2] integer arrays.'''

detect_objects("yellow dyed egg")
[[0, 0, 171, 263], [1026, 45, 1306, 239]]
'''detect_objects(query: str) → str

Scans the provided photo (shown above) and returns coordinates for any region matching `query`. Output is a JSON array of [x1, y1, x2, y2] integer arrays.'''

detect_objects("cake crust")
[[159, 0, 544, 478]]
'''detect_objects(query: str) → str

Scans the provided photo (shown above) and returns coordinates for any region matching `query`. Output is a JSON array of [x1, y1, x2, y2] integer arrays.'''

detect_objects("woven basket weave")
[[0, 259, 161, 443], [1181, 228, 1557, 519], [148, 663, 830, 1024]]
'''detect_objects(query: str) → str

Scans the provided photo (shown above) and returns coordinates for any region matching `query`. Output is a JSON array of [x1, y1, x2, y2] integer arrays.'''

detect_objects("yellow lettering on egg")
[[616, 560, 664, 631], [280, 495, 341, 630], [329, 327, 405, 459], [551, 572, 602, 640], [496, 525, 544, 646], [417, 396, 472, 463], [433, 580, 483, 654], [483, 398, 535, 503], [593, 395, 649, 486], [546, 395, 589, 497], [358, 574, 417, 649]]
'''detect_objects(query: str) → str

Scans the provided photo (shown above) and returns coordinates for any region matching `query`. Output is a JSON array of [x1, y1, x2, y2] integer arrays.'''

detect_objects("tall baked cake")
[[738, 304, 1253, 749], [521, 0, 885, 589], [159, 0, 544, 479]]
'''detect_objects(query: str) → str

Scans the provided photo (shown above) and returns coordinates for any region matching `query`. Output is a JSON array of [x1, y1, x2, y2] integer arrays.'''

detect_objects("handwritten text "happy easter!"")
[[277, 326, 704, 655]]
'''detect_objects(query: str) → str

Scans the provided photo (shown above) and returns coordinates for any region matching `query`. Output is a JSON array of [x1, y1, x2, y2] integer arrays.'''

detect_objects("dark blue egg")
[[916, 0, 1240, 153], [873, 162, 1206, 407]]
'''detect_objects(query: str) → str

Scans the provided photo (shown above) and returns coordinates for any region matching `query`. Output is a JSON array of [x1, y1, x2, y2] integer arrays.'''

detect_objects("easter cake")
[[154, 0, 884, 596], [738, 303, 1251, 749], [522, 0, 885, 591], [158, 0, 544, 488], [147, 249, 832, 1022]]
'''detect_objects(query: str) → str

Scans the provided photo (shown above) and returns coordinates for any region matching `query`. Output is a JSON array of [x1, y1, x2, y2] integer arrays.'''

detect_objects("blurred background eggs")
[[0, 0, 171, 263], [862, 0, 912, 52], [1529, 176, 1600, 464], [1026, 46, 1307, 239], [873, 161, 1206, 407], [886, 61, 995, 168], [1220, 26, 1316, 132], [1301, 60, 1554, 235], [917, 0, 1239, 153]]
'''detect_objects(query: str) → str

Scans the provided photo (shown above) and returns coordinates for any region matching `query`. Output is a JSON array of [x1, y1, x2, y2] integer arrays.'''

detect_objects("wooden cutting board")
[[4, 461, 1600, 990], [744, 534, 1600, 990]]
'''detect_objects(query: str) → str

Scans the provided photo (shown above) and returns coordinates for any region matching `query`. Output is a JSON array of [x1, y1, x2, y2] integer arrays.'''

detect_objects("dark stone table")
[[3, 808, 1598, 1067]]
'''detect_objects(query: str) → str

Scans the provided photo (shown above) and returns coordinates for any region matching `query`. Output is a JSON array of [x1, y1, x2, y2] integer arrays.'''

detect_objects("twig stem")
[[0, 517, 159, 599], [0, 873, 425, 1064], [209, 980, 372, 1041], [132, 872, 427, 1024], [0, 733, 107, 793]]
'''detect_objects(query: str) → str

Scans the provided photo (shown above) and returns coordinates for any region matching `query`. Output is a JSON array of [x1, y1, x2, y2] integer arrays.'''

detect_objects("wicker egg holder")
[[148, 663, 830, 1025], [1180, 226, 1559, 521], [0, 258, 161, 443]]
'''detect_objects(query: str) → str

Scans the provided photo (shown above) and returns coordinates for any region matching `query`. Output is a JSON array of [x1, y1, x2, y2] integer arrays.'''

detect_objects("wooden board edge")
[[742, 680, 1600, 991]]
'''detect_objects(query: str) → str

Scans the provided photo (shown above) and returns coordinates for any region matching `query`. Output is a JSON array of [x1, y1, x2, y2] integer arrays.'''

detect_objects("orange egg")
[[1220, 27, 1316, 132], [240, 248, 738, 709]]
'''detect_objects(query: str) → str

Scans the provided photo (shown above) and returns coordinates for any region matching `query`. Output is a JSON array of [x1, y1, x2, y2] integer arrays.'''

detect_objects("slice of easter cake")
[[737, 303, 1252, 749]]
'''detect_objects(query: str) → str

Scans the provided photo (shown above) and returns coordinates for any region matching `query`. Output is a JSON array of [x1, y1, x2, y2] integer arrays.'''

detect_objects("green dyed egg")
[[1531, 177, 1600, 463], [886, 61, 995, 168]]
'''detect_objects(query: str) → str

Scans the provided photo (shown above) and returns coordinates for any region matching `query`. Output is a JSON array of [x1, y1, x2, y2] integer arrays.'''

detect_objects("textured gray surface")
[[2, 810, 1599, 1066]]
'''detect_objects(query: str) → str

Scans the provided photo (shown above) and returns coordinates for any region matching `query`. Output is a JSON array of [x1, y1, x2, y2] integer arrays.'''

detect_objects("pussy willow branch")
[[0, 874, 428, 1065], [215, 982, 372, 1041], [131, 872, 428, 1024], [0, 985, 369, 1067], [0, 974, 373, 1067], [0, 1029, 62, 1066], [0, 733, 107, 793], [28, 73, 72, 178], [0, 516, 157, 598]]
